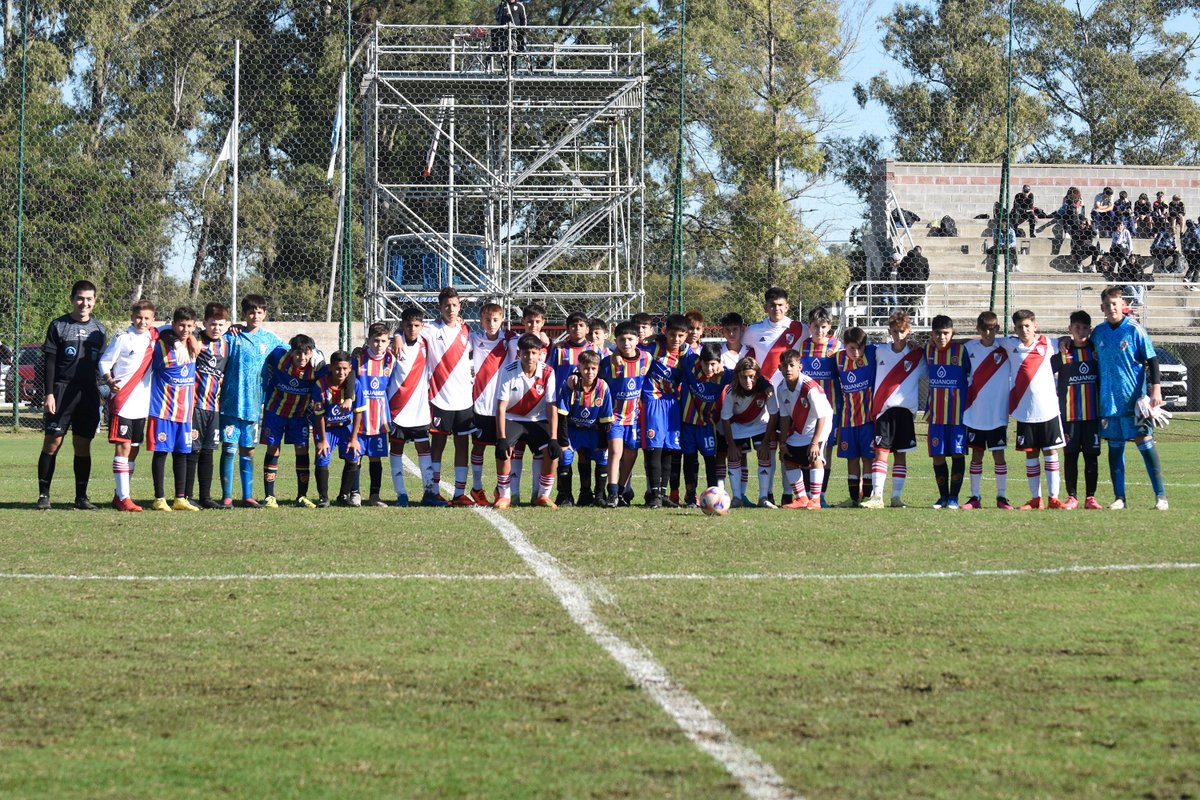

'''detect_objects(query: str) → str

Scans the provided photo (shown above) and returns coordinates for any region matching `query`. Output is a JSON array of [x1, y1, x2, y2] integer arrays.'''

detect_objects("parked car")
[[4, 344, 45, 409], [1156, 348, 1189, 410]]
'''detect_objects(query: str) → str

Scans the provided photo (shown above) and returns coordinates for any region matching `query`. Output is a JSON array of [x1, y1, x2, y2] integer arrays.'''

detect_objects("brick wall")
[[874, 160, 1200, 224]]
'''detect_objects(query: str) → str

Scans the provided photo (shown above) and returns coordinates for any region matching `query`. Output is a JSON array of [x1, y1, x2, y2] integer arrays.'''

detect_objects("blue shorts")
[[147, 417, 193, 454], [259, 411, 310, 447], [221, 415, 259, 448], [315, 425, 362, 467], [1101, 414, 1152, 442], [836, 424, 874, 459], [608, 422, 642, 449], [358, 431, 388, 458], [640, 397, 681, 450], [566, 427, 609, 466], [680, 422, 717, 457], [927, 423, 968, 457]]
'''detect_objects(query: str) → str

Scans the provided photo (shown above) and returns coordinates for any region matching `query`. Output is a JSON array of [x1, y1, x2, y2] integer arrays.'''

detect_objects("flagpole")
[[231, 39, 241, 312]]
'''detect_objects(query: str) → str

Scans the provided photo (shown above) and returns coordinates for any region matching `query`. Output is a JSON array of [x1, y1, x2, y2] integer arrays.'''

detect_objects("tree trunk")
[[190, 214, 210, 299], [765, 0, 779, 288], [88, 47, 108, 157]]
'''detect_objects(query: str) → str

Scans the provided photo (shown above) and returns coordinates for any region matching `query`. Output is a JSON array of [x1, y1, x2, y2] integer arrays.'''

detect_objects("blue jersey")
[[1091, 316, 1156, 417], [556, 380, 614, 429], [220, 326, 285, 421]]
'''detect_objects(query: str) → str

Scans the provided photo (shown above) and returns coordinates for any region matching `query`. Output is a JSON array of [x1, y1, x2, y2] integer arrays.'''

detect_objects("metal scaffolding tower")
[[363, 23, 646, 324]]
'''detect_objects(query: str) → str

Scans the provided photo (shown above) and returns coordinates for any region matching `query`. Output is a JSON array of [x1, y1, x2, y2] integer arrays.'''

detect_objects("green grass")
[[3, 427, 1200, 797]]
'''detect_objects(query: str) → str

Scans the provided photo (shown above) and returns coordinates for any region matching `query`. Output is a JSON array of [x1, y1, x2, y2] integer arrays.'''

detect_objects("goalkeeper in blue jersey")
[[219, 294, 285, 508], [1090, 286, 1170, 510]]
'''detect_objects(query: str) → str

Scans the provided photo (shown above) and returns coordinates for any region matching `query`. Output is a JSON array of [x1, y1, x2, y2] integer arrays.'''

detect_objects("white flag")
[[208, 121, 235, 180], [326, 73, 346, 182]]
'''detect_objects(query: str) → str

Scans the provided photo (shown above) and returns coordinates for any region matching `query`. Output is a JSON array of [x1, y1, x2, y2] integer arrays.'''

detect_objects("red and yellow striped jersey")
[[354, 352, 395, 436], [149, 336, 196, 423], [834, 351, 872, 428], [193, 334, 229, 412], [798, 337, 841, 402], [263, 347, 319, 418], [600, 351, 653, 425], [1052, 345, 1099, 422], [924, 342, 970, 425]]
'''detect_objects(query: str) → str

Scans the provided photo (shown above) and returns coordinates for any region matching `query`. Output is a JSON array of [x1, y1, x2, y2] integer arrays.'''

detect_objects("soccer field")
[[3, 428, 1199, 799]]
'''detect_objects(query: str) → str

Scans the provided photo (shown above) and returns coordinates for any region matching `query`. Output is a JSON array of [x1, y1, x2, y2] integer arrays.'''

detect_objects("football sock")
[[949, 455, 964, 499], [741, 463, 749, 490], [390, 455, 407, 498], [538, 472, 554, 500], [556, 465, 572, 497], [643, 448, 662, 494], [870, 454, 888, 497], [238, 452, 254, 500], [669, 452, 682, 492], [715, 460, 727, 490], [497, 471, 512, 499], [296, 452, 311, 498], [861, 477, 873, 497], [198, 450, 215, 500], [315, 465, 330, 500], [37, 450, 57, 496], [1108, 441, 1126, 499], [152, 452, 167, 498], [1026, 456, 1042, 497], [933, 461, 950, 499], [221, 446, 237, 501], [809, 466, 824, 503], [994, 461, 1008, 498], [969, 459, 983, 498], [73, 455, 90, 500], [1064, 453, 1079, 498], [471, 450, 485, 491], [369, 459, 383, 497], [352, 466, 362, 493], [891, 463, 906, 498], [418, 452, 434, 493], [113, 456, 130, 500], [683, 453, 699, 489], [727, 458, 742, 499], [1137, 438, 1165, 496], [453, 465, 468, 497], [607, 480, 620, 499], [784, 466, 806, 499], [757, 456, 771, 501], [263, 452, 279, 498], [431, 460, 442, 489], [340, 462, 359, 498], [1044, 450, 1060, 498], [531, 455, 543, 494], [847, 473, 860, 502], [185, 451, 199, 498], [595, 465, 608, 496], [509, 456, 523, 497], [172, 452, 187, 498], [703, 454, 718, 489], [1083, 452, 1099, 498], [821, 448, 832, 494]]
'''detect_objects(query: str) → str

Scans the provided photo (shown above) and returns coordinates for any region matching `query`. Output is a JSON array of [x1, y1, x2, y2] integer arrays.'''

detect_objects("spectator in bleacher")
[[1091, 187, 1116, 236], [1168, 194, 1186, 228], [1151, 222, 1181, 274], [1133, 193, 1154, 238], [1012, 185, 1038, 237], [1052, 186, 1085, 240], [1151, 191, 1170, 234], [1110, 219, 1133, 264], [877, 254, 902, 323], [1070, 217, 1101, 273], [1181, 220, 1200, 289], [897, 245, 930, 315], [1117, 254, 1151, 308], [492, 0, 528, 55], [1114, 190, 1134, 234], [985, 226, 1019, 272]]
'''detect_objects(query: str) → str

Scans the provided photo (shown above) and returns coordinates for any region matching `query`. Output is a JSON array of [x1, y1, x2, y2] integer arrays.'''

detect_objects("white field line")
[[403, 458, 801, 800], [0, 572, 534, 582]]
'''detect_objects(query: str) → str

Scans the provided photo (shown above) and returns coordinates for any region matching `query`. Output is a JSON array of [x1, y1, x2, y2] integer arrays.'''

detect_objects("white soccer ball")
[[699, 486, 731, 516]]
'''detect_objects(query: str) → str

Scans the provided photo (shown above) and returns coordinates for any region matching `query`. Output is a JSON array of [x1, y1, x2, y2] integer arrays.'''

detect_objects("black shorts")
[[731, 435, 766, 453], [966, 425, 1007, 451], [191, 407, 221, 452], [430, 405, 476, 437], [472, 412, 498, 445], [389, 423, 431, 444], [784, 443, 820, 468], [872, 407, 917, 453], [1062, 419, 1101, 456], [109, 415, 146, 446], [503, 419, 551, 455], [1014, 418, 1065, 453], [43, 385, 101, 440]]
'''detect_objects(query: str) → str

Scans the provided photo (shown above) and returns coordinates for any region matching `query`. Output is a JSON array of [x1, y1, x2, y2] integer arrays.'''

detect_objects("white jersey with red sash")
[[387, 337, 431, 429], [719, 341, 744, 372], [773, 375, 834, 446], [422, 319, 473, 411], [870, 343, 926, 418], [963, 339, 1011, 430], [1002, 335, 1059, 423], [99, 325, 158, 419], [497, 361, 556, 422], [471, 329, 518, 415], [741, 318, 808, 384], [720, 388, 771, 440]]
